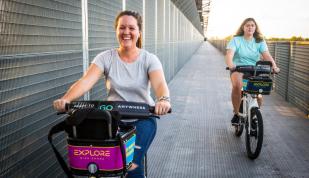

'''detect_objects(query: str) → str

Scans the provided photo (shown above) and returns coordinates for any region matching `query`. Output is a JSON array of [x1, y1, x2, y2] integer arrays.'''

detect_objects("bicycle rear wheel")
[[245, 107, 263, 159]]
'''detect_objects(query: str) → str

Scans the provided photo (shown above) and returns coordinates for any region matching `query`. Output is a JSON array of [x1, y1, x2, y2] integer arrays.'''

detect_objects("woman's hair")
[[235, 18, 264, 43], [114, 10, 143, 48]]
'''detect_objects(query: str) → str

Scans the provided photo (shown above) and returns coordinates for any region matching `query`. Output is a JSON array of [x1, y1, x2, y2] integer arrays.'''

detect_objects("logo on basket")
[[73, 148, 111, 157], [253, 82, 269, 87], [117, 105, 146, 110], [73, 102, 95, 109], [99, 104, 114, 111]]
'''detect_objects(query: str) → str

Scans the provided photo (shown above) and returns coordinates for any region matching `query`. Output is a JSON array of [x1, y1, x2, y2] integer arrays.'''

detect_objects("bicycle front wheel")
[[245, 107, 263, 159]]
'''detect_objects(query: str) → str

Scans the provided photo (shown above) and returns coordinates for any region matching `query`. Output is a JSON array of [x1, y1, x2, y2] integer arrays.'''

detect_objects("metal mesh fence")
[[0, 0, 203, 177]]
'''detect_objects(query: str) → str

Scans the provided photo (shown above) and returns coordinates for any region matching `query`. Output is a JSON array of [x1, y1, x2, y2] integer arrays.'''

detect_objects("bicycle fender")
[[248, 98, 258, 122]]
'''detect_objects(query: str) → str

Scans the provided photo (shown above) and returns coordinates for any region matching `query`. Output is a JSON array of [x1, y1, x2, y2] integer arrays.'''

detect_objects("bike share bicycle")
[[48, 101, 171, 178], [226, 61, 276, 159]]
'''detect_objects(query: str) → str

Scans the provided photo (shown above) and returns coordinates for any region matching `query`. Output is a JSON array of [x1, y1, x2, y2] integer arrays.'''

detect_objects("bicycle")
[[226, 61, 276, 159], [48, 101, 171, 178]]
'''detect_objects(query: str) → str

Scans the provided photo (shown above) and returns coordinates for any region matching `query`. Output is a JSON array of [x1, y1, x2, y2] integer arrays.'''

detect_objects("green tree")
[[290, 36, 304, 41]]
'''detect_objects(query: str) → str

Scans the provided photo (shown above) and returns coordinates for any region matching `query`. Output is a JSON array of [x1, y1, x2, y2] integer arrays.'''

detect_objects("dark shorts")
[[230, 66, 254, 79]]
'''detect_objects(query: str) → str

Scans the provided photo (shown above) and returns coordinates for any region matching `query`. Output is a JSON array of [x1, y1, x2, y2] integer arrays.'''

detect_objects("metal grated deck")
[[147, 42, 309, 178]]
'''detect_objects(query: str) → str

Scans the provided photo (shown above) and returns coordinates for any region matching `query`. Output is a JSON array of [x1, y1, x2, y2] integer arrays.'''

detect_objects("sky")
[[206, 0, 309, 39]]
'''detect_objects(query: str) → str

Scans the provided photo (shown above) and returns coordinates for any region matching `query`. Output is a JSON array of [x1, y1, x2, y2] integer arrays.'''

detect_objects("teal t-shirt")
[[226, 36, 268, 66]]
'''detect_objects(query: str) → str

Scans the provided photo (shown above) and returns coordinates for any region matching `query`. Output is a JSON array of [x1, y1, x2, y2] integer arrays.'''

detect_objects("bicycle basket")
[[243, 76, 273, 95], [48, 108, 136, 177], [68, 128, 136, 177]]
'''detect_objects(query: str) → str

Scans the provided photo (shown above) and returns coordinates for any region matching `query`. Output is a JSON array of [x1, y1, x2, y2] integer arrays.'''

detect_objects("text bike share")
[[48, 101, 171, 178], [226, 61, 277, 159]]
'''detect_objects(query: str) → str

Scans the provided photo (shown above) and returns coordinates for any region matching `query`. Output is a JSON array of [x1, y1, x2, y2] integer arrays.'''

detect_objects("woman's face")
[[243, 20, 256, 36], [116, 15, 140, 49]]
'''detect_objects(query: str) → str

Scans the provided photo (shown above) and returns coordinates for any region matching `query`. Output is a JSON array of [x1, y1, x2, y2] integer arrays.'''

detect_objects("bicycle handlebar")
[[57, 101, 172, 119], [226, 66, 278, 75]]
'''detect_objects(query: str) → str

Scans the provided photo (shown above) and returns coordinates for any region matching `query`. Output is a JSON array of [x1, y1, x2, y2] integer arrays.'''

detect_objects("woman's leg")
[[126, 117, 157, 178], [257, 94, 263, 107], [230, 72, 243, 114]]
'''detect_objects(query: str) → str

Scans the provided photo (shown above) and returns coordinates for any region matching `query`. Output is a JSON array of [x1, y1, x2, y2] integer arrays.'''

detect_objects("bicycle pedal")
[[232, 123, 240, 126]]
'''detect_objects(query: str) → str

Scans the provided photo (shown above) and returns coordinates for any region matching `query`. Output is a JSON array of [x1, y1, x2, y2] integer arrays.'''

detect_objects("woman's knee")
[[231, 73, 243, 90]]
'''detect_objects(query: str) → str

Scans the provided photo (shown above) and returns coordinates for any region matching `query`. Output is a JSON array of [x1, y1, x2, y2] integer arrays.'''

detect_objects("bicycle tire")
[[245, 107, 263, 159]]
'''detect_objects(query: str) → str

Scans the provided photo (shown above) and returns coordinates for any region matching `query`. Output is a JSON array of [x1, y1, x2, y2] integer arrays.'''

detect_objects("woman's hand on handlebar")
[[273, 66, 280, 74], [226, 64, 236, 71], [53, 99, 70, 112], [155, 100, 171, 115]]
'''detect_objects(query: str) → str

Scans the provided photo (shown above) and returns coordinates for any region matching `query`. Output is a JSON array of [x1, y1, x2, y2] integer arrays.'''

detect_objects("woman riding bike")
[[53, 10, 171, 178], [225, 17, 280, 125]]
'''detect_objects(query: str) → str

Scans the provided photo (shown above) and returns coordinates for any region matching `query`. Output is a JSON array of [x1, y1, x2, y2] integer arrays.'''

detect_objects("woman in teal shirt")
[[225, 18, 280, 125]]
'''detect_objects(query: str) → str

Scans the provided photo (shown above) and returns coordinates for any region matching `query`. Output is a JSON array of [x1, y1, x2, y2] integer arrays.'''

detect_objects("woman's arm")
[[149, 69, 171, 115], [53, 63, 103, 111], [261, 51, 280, 72], [225, 49, 235, 69]]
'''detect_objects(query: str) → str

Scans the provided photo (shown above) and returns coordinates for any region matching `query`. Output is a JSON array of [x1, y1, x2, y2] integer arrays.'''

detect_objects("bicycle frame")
[[239, 87, 259, 135]]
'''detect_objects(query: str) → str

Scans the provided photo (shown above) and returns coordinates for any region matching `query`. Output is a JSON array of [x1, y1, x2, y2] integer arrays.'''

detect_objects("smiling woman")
[[53, 10, 171, 178], [115, 11, 143, 52]]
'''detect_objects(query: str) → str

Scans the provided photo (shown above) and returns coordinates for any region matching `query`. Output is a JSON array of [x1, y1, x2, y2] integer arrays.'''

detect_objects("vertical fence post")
[[81, 0, 89, 100], [287, 41, 295, 103], [274, 42, 279, 97], [122, 0, 126, 10], [143, 0, 145, 46], [285, 42, 291, 101], [155, 0, 158, 55]]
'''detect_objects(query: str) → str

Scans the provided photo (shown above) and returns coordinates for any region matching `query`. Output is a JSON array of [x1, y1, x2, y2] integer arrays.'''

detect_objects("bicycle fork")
[[238, 94, 259, 135]]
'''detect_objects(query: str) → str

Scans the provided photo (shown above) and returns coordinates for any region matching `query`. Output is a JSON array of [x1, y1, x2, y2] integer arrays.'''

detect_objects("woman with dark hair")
[[225, 18, 280, 125], [53, 10, 171, 178]]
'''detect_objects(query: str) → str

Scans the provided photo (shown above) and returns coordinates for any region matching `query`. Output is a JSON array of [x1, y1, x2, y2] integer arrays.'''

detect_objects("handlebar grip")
[[149, 106, 172, 114], [226, 67, 236, 72], [65, 103, 70, 111], [149, 106, 155, 113], [56, 103, 71, 115]]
